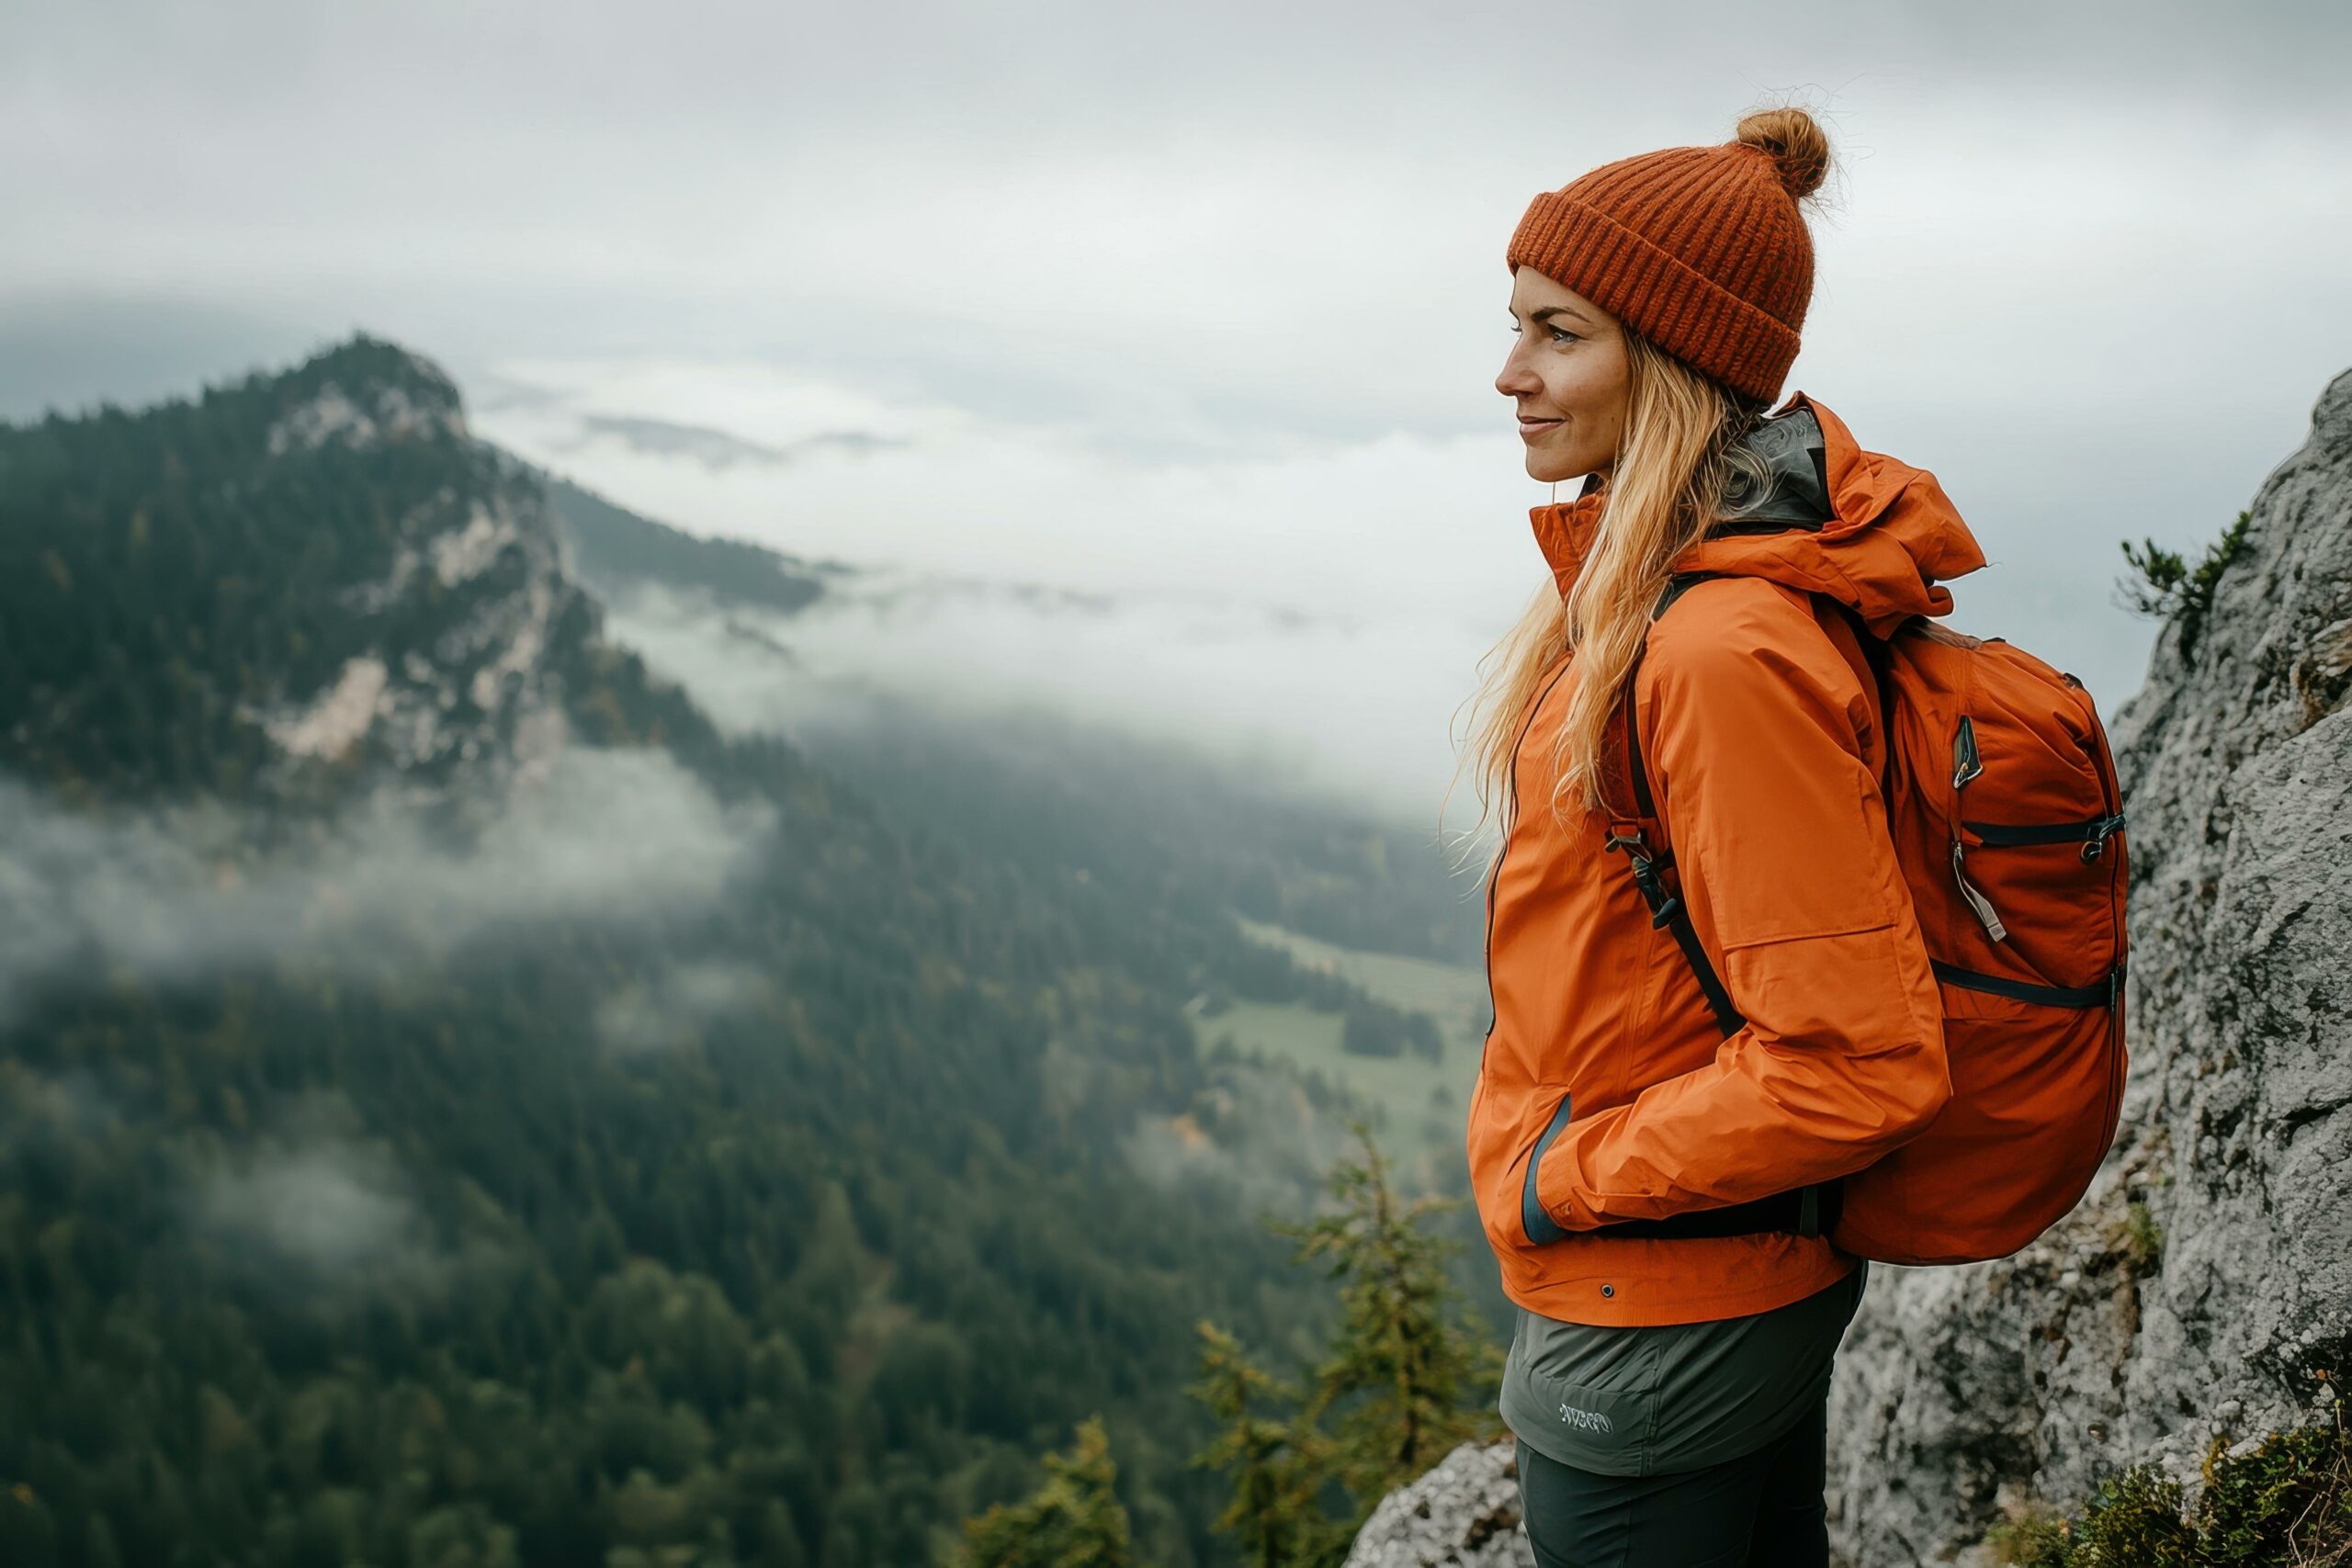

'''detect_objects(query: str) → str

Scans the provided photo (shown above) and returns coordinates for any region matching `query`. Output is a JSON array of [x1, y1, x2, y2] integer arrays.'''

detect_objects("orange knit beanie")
[[1506, 107, 1831, 404]]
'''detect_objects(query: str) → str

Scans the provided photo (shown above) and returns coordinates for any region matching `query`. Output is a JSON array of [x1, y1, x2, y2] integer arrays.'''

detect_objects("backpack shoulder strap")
[[1600, 567, 1846, 1242], [1617, 570, 1702, 825], [1610, 570, 1740, 1032]]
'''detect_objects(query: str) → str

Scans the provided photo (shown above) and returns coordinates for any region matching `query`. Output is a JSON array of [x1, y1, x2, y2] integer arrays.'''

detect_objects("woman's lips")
[[1518, 417, 1563, 440]]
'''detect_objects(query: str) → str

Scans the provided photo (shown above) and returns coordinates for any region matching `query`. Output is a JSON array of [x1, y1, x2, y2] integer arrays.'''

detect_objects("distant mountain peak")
[[255, 333, 469, 457], [1, 329, 716, 809]]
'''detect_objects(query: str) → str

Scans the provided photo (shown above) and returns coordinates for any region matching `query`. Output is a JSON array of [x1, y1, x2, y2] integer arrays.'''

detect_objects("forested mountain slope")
[[0, 334, 1487, 1568]]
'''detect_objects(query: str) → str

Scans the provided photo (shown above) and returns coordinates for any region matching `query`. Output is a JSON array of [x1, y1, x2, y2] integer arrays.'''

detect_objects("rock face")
[[1351, 369, 2352, 1566], [1342, 1438, 1535, 1568], [1821, 366, 2352, 1563], [243, 346, 582, 799]]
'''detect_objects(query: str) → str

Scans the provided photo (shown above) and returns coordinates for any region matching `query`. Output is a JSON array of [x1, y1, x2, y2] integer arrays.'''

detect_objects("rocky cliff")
[[1344, 368, 2352, 1567], [242, 342, 586, 802], [0, 333, 638, 816], [1821, 365, 2352, 1564], [1345, 1440, 1532, 1568]]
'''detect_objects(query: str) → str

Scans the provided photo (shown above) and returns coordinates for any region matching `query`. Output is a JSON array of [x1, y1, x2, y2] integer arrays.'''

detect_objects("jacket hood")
[[1527, 393, 1989, 639]]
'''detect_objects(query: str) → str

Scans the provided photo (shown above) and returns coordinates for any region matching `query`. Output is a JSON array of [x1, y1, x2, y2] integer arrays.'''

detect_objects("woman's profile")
[[1460, 105, 1977, 1565]]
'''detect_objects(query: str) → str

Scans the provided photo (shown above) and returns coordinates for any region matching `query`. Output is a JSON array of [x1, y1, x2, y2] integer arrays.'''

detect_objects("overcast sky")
[[6, 1, 2347, 823]]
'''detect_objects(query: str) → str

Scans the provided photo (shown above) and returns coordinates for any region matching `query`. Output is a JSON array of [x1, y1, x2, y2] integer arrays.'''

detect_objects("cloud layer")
[[0, 746, 773, 1023], [6, 1, 2345, 818]]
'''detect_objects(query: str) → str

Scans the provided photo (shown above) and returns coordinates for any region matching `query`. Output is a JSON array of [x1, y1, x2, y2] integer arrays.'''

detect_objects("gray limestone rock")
[[1822, 366, 2352, 1564], [236, 349, 613, 812], [1341, 1438, 1536, 1568], [1352, 369, 2352, 1567]]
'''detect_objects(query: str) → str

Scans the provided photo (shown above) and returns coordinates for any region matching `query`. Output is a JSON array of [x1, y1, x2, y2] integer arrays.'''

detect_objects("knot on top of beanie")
[[1731, 107, 1830, 201]]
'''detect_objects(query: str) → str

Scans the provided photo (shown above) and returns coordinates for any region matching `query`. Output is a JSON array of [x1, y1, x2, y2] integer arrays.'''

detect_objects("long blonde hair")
[[1447, 333, 1767, 860]]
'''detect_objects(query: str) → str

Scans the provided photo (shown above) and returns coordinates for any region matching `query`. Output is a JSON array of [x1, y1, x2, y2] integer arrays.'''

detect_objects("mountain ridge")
[[0, 328, 1390, 1568]]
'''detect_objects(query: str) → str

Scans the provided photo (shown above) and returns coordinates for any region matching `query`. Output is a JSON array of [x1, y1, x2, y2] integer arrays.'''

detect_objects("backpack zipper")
[[1948, 715, 2010, 942], [2077, 683, 2131, 1141]]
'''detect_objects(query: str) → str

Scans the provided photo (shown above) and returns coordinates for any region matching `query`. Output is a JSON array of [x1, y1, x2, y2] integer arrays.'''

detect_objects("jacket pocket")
[[1520, 1090, 1576, 1246]]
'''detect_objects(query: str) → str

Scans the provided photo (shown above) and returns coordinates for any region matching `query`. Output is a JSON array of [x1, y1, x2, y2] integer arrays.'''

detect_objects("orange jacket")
[[1465, 394, 1990, 1326]]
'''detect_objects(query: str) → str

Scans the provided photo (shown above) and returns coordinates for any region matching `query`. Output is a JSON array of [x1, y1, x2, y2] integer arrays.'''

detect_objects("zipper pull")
[[1951, 715, 1984, 789], [1951, 839, 2008, 942], [1948, 715, 2005, 939]]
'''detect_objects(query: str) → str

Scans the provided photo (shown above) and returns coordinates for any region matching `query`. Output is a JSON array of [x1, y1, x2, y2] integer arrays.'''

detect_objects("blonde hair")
[[1447, 101, 1840, 871], [1446, 333, 1767, 862]]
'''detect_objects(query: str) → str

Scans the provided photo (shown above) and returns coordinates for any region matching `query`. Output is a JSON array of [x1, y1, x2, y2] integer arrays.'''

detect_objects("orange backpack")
[[1606, 574, 2130, 1266]]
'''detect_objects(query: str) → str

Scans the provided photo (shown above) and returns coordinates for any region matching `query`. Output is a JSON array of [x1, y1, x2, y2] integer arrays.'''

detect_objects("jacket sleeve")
[[1532, 587, 1950, 1231]]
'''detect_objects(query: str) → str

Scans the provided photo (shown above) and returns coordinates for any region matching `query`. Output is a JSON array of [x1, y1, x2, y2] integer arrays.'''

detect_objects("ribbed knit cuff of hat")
[[1508, 190, 1798, 405]]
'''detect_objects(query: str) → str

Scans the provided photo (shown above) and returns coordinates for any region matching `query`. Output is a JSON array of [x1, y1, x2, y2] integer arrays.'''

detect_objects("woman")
[[1460, 107, 1983, 1566]]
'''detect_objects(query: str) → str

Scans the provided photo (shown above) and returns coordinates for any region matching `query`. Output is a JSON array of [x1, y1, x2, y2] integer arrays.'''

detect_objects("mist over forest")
[[0, 334, 1508, 1567]]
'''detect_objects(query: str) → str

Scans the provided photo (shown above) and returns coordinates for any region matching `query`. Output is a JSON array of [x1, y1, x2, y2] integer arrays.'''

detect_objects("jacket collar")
[[1526, 392, 1990, 639]]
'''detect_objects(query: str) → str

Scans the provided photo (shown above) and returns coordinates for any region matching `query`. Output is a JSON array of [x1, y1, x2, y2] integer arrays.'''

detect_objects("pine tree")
[[960, 1416, 1137, 1568], [1277, 1121, 1505, 1517], [1189, 1123, 1507, 1565], [1186, 1323, 1343, 1568]]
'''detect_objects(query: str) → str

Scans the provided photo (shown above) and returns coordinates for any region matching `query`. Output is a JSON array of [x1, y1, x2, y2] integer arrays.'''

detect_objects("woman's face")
[[1497, 266, 1631, 485]]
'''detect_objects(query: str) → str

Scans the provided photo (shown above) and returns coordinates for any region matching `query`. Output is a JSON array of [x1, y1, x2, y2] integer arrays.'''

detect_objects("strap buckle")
[[2081, 809, 2128, 863], [1603, 823, 1682, 927]]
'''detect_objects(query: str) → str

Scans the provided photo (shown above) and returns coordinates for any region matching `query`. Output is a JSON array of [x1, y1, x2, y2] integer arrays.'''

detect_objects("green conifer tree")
[[961, 1416, 1137, 1568], [1186, 1323, 1344, 1568], [1276, 1121, 1505, 1517], [1190, 1122, 1507, 1566]]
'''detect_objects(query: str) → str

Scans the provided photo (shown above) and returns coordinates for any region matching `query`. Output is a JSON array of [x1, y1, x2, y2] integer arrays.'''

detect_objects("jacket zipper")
[[1480, 658, 1575, 1061], [1483, 657, 1579, 1249]]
